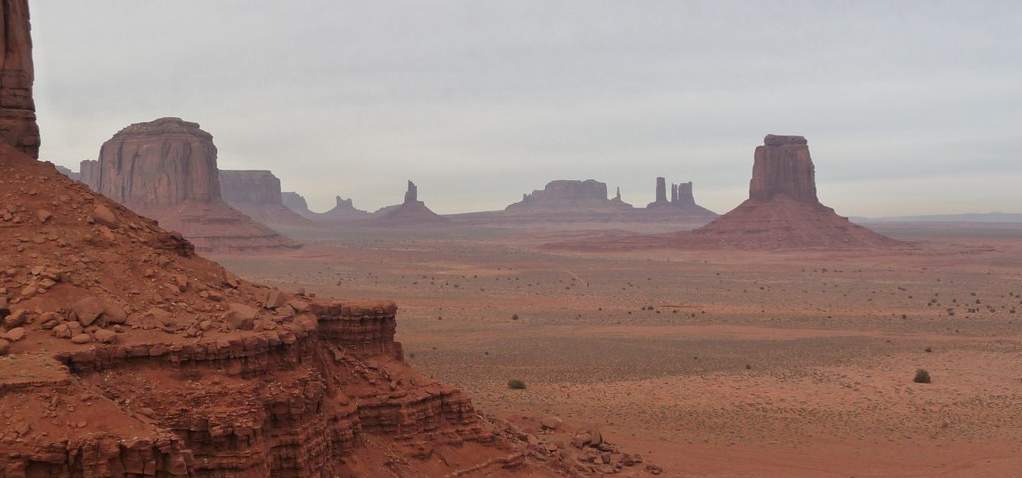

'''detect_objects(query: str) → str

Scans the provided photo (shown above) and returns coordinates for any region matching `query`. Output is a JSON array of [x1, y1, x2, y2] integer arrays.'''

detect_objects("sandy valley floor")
[[218, 222, 1022, 477]]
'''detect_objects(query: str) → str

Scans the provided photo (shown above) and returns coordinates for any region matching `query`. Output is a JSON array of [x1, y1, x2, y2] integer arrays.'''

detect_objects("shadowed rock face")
[[282, 191, 312, 215], [79, 159, 99, 190], [0, 0, 39, 158], [671, 182, 694, 207], [220, 170, 311, 226], [220, 170, 282, 206], [96, 118, 220, 208], [404, 180, 418, 203], [749, 134, 818, 203]]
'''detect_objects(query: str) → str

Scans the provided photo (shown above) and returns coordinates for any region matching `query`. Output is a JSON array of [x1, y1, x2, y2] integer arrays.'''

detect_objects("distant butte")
[[88, 117, 299, 251], [507, 179, 632, 212], [691, 134, 900, 248], [644, 176, 717, 219], [371, 180, 448, 225], [219, 169, 312, 226]]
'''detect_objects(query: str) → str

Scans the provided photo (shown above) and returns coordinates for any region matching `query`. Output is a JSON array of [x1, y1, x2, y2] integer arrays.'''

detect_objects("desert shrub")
[[507, 379, 527, 390], [913, 369, 931, 384], [511, 314, 519, 321]]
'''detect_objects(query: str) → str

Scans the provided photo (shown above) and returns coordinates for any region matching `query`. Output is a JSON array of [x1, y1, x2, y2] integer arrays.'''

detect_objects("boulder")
[[72, 296, 104, 326]]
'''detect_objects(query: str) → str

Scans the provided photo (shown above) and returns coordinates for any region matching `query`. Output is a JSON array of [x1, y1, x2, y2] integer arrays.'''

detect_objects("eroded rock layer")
[[219, 170, 311, 226], [0, 147, 554, 478], [92, 118, 297, 251]]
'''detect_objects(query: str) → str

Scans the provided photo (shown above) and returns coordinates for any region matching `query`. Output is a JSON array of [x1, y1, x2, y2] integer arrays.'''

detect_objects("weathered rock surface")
[[0, 0, 38, 158], [79, 159, 99, 190], [219, 169, 311, 226], [92, 117, 298, 251], [693, 135, 900, 248], [371, 180, 448, 225], [507, 179, 632, 212], [749, 134, 818, 203], [0, 143, 572, 478]]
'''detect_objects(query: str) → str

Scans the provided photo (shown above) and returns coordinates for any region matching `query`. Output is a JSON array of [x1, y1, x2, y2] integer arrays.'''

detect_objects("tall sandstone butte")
[[694, 134, 899, 249], [219, 169, 311, 226], [0, 0, 38, 157], [371, 180, 448, 225], [93, 117, 298, 251]]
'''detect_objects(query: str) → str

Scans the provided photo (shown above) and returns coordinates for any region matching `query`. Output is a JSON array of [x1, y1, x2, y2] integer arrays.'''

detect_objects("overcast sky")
[[32, 1, 1022, 216]]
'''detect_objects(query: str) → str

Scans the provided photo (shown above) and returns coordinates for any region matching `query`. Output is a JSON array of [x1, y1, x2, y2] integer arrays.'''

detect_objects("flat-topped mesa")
[[0, 0, 39, 158], [220, 170, 282, 206], [220, 170, 311, 226], [93, 117, 298, 251], [507, 179, 631, 212], [749, 134, 818, 203], [97, 118, 220, 208]]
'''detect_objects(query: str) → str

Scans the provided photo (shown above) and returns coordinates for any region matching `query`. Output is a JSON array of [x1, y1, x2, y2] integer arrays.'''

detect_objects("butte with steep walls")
[[645, 176, 717, 220], [281, 191, 371, 222], [88, 117, 298, 252], [692, 134, 900, 248], [370, 180, 448, 225], [219, 170, 311, 226], [0, 0, 39, 159]]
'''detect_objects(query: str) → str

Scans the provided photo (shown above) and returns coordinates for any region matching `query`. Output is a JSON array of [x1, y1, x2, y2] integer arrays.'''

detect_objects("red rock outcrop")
[[0, 0, 38, 158], [507, 180, 632, 212], [219, 170, 311, 226], [0, 149, 547, 477], [371, 180, 448, 225], [92, 117, 298, 251], [692, 135, 899, 248]]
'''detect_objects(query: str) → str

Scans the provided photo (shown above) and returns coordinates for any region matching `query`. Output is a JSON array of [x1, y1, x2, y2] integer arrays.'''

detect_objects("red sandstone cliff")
[[0, 0, 38, 158], [219, 170, 312, 226], [93, 118, 298, 252]]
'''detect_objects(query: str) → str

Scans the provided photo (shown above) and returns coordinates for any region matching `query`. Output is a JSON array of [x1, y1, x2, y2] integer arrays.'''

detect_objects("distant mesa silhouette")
[[219, 169, 312, 226], [507, 179, 632, 212]]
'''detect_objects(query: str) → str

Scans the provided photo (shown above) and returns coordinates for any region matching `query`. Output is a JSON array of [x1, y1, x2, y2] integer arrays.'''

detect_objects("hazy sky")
[[33, 1, 1022, 216]]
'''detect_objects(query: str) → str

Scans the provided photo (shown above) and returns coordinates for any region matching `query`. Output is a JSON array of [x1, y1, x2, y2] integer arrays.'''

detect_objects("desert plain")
[[213, 219, 1022, 478]]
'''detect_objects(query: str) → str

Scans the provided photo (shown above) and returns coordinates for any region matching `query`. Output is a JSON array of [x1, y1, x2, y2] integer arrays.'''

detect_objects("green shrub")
[[913, 369, 931, 384], [507, 379, 527, 390]]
